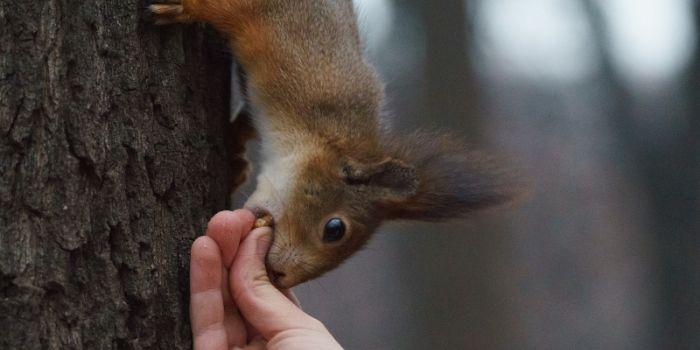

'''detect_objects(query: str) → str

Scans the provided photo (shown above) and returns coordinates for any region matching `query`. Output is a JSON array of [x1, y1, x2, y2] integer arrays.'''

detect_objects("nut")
[[253, 214, 274, 228]]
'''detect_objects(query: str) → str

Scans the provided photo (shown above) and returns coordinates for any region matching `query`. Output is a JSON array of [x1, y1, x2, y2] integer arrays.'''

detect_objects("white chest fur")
[[243, 92, 312, 219]]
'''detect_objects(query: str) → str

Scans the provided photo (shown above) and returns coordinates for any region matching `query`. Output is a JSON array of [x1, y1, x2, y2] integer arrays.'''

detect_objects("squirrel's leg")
[[149, 0, 243, 27], [150, 0, 257, 192], [150, 0, 275, 76]]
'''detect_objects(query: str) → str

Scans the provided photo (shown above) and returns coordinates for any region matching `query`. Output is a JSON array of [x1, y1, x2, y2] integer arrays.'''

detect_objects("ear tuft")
[[378, 131, 521, 221]]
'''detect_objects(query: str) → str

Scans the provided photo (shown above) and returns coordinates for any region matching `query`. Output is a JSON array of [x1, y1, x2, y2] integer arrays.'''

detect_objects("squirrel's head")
[[245, 132, 519, 288]]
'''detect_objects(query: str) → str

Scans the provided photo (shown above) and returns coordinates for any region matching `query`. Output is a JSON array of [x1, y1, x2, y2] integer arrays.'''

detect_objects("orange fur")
[[151, 0, 519, 288]]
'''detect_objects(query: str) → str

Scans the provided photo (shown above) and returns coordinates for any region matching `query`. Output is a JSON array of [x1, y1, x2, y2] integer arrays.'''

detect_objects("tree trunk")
[[0, 1, 237, 349]]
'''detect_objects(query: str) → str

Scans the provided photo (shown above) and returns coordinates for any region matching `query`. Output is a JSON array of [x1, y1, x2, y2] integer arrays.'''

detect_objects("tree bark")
[[0, 1, 236, 349]]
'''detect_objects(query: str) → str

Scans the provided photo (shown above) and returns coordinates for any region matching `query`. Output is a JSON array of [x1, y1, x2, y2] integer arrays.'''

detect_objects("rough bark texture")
[[0, 1, 235, 349]]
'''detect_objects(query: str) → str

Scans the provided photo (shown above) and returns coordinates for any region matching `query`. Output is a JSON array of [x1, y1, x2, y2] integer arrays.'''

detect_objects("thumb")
[[230, 227, 322, 340]]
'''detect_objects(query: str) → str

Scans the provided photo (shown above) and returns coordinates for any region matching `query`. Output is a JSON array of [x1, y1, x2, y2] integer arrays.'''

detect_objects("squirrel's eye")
[[323, 218, 346, 242]]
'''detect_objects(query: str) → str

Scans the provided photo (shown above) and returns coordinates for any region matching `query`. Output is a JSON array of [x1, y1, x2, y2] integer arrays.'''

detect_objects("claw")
[[149, 4, 183, 16], [149, 1, 190, 25]]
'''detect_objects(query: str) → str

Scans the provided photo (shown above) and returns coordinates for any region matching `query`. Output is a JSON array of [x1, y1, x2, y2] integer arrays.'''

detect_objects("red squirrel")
[[151, 0, 518, 288]]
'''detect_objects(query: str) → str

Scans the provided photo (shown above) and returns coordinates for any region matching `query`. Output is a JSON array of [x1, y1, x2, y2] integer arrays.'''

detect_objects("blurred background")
[[288, 0, 700, 349]]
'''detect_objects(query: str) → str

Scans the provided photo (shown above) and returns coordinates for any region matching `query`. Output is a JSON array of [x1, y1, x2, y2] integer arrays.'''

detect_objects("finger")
[[282, 289, 302, 308], [190, 237, 228, 350], [231, 337, 267, 350], [222, 267, 248, 346], [206, 209, 256, 269], [206, 210, 254, 346], [245, 318, 262, 343], [249, 288, 299, 340], [230, 228, 323, 340], [246, 337, 268, 350]]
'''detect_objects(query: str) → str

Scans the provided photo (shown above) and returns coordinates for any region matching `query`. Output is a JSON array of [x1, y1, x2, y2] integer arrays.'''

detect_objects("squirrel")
[[150, 0, 518, 288]]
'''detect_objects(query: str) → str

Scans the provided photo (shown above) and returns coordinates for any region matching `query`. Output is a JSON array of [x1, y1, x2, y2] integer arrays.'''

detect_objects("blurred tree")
[[391, 1, 508, 349], [416, 0, 484, 140], [581, 1, 700, 348], [0, 1, 237, 348]]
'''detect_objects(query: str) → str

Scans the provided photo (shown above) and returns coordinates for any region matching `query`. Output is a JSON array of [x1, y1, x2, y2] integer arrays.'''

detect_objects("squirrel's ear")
[[375, 131, 520, 221], [342, 158, 420, 201]]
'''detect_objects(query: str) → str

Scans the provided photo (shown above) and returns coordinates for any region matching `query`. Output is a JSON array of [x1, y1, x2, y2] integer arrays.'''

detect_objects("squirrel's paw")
[[149, 0, 191, 25]]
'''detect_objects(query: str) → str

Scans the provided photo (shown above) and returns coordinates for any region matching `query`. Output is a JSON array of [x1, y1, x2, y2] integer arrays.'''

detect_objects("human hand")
[[190, 210, 343, 350]]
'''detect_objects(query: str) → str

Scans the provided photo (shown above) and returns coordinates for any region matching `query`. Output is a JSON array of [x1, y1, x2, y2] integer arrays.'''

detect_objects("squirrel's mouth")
[[265, 252, 295, 289], [267, 267, 288, 287], [266, 268, 308, 289]]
